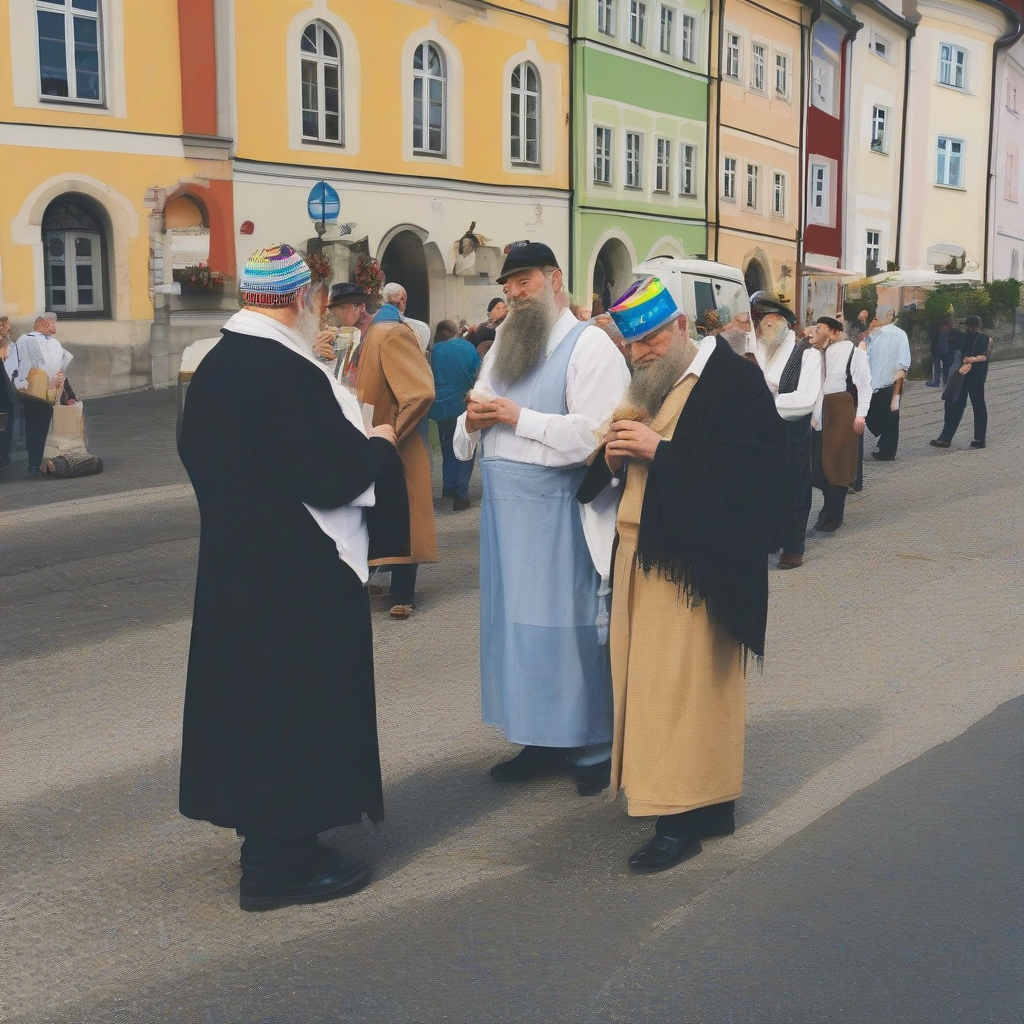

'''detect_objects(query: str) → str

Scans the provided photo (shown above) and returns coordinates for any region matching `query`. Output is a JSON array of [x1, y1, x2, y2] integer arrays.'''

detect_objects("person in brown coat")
[[357, 300, 438, 617]]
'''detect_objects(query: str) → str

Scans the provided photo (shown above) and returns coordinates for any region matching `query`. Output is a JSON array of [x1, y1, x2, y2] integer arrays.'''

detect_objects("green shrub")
[[985, 279, 1022, 320]]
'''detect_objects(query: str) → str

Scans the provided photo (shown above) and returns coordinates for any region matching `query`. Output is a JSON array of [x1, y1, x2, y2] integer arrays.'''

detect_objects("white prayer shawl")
[[223, 310, 376, 583], [756, 330, 823, 422], [9, 332, 73, 388], [453, 307, 632, 578]]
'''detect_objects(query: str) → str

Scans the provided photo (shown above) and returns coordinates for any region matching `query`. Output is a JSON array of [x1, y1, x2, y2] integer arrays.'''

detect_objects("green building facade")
[[571, 0, 712, 309]]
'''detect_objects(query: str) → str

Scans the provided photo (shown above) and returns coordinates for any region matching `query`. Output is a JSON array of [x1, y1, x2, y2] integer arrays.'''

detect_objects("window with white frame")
[[1006, 143, 1019, 202], [866, 230, 881, 273], [597, 0, 615, 36], [751, 43, 765, 92], [510, 61, 540, 166], [629, 1, 646, 46], [1007, 79, 1019, 113], [871, 105, 888, 153], [1012, 249, 1020, 278], [870, 32, 891, 61], [745, 163, 759, 209], [722, 156, 737, 200], [808, 161, 830, 223], [300, 21, 343, 144], [680, 142, 696, 195], [772, 172, 785, 216], [811, 58, 835, 114], [594, 125, 613, 184], [939, 43, 967, 90], [655, 137, 671, 192], [681, 14, 697, 63], [412, 42, 446, 155], [725, 33, 740, 79], [659, 6, 674, 54], [36, 0, 103, 103], [626, 131, 643, 187], [936, 136, 964, 187], [775, 52, 789, 97]]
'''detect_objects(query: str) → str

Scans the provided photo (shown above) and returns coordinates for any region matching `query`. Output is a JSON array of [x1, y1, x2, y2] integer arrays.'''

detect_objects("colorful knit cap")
[[238, 244, 312, 307], [608, 276, 679, 341]]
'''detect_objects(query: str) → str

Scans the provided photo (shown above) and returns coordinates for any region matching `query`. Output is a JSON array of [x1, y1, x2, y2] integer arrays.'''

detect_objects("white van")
[[633, 256, 756, 353]]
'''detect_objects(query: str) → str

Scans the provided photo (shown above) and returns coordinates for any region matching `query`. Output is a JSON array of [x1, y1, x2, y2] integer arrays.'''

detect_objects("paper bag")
[[43, 401, 88, 459]]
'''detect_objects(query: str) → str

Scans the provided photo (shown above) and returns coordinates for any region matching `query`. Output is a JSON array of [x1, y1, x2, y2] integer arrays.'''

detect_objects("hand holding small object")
[[605, 419, 663, 464], [314, 331, 336, 362]]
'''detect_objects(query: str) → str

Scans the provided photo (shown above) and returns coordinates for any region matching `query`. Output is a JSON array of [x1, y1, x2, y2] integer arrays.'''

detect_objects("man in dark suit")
[[177, 245, 406, 911]]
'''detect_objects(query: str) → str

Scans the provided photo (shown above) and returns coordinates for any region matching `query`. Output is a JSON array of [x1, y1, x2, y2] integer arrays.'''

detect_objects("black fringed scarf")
[[777, 337, 812, 395], [579, 337, 786, 661]]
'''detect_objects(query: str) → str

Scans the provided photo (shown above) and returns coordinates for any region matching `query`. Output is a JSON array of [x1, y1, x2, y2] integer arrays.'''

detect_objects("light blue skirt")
[[479, 457, 612, 747]]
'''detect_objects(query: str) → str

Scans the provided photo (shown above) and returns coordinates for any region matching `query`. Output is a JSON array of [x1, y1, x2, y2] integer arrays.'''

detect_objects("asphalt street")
[[1, 366, 1022, 1022]]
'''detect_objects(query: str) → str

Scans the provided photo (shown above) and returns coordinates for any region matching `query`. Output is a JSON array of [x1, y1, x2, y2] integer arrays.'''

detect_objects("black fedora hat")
[[496, 240, 560, 284], [327, 281, 368, 307]]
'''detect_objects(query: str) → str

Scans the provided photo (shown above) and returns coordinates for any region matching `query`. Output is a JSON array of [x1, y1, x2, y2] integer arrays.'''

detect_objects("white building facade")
[[990, 35, 1024, 280]]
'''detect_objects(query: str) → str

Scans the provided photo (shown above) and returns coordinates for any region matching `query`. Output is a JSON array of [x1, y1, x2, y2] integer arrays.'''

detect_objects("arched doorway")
[[743, 256, 769, 296], [41, 194, 111, 317], [592, 237, 634, 312], [381, 229, 430, 322]]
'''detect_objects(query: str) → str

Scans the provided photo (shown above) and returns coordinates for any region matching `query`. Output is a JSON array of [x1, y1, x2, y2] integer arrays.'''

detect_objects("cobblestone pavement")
[[1, 365, 1021, 1022]]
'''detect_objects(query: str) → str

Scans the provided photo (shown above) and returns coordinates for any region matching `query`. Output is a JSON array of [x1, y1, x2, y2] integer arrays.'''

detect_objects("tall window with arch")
[[36, 0, 103, 103], [300, 21, 342, 143], [42, 196, 108, 316], [510, 61, 540, 166], [413, 42, 446, 156]]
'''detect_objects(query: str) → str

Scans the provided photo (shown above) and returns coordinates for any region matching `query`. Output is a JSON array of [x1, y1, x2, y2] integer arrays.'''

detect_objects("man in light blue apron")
[[455, 241, 631, 795]]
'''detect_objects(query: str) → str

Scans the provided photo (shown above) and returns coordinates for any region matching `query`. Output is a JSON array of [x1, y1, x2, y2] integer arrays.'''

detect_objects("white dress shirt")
[[223, 310, 376, 583], [756, 331, 824, 422], [455, 307, 631, 577], [812, 339, 873, 429], [8, 332, 73, 388]]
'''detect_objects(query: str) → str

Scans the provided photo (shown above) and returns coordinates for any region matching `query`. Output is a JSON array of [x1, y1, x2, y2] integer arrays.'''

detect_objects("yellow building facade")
[[711, 0, 809, 302]]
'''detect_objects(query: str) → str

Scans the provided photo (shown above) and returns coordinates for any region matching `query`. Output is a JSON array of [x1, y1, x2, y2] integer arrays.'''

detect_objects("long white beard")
[[490, 285, 558, 386], [292, 305, 321, 355], [757, 318, 789, 358], [624, 336, 696, 419]]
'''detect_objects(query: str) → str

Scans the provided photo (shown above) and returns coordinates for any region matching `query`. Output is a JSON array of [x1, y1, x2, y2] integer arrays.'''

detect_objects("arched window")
[[42, 196, 109, 316], [300, 21, 342, 143], [510, 61, 540, 166], [413, 42, 446, 155]]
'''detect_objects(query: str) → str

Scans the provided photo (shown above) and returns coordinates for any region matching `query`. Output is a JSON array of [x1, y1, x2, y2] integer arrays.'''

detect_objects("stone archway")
[[592, 236, 634, 312], [743, 255, 769, 296], [380, 228, 430, 322]]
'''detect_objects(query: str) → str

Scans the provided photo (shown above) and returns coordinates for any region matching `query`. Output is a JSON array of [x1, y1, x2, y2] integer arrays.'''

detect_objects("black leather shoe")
[[453, 497, 471, 511], [490, 745, 570, 782], [817, 519, 842, 533], [239, 856, 372, 911], [628, 833, 703, 873], [570, 758, 611, 796], [930, 439, 950, 448], [970, 440, 986, 449], [871, 452, 895, 461]]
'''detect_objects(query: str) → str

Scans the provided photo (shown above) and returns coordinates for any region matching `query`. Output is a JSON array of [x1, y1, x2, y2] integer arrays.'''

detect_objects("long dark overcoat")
[[177, 329, 405, 837]]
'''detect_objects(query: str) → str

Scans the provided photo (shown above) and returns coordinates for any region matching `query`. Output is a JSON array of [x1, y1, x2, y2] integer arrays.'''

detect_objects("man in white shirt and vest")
[[455, 241, 631, 795]]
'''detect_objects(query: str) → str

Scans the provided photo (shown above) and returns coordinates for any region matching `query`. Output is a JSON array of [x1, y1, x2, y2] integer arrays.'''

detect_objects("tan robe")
[[357, 318, 438, 566], [609, 375, 745, 816]]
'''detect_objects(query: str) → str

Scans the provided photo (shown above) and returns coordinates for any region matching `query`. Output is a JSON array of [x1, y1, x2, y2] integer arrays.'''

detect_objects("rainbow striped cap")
[[238, 244, 312, 307], [608, 276, 680, 342]]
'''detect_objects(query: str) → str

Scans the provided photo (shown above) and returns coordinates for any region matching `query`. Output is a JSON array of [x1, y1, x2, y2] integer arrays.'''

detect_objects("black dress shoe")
[[628, 833, 703, 873], [871, 452, 895, 461], [970, 440, 986, 449], [490, 745, 570, 782], [453, 497, 471, 511], [817, 519, 842, 533], [570, 758, 611, 796], [239, 856, 372, 911], [930, 439, 950, 448]]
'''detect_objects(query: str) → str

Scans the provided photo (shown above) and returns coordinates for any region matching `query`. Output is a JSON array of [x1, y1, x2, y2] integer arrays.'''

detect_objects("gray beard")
[[292, 305, 321, 354], [757, 319, 789, 358], [625, 337, 697, 419], [489, 287, 558, 386]]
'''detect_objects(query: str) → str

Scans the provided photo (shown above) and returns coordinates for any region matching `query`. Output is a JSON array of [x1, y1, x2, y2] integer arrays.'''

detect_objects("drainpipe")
[[714, 0, 725, 262], [983, 3, 1024, 281], [894, 24, 914, 272]]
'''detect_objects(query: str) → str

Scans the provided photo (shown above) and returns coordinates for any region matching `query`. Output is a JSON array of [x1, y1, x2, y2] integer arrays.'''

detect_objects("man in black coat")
[[177, 245, 407, 911]]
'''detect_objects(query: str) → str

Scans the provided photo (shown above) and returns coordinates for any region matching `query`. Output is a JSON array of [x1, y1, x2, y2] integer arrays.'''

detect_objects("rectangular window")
[[751, 43, 765, 92], [936, 136, 964, 187], [811, 58, 835, 114], [681, 14, 697, 63], [659, 6, 674, 54], [1007, 143, 1019, 202], [745, 163, 759, 209], [871, 33, 891, 61], [939, 43, 967, 89], [772, 172, 785, 216], [626, 131, 643, 188], [597, 0, 615, 36], [722, 156, 737, 200], [36, 0, 103, 103], [725, 33, 740, 79], [629, 1, 646, 46], [866, 230, 881, 274], [809, 162, 830, 223], [654, 137, 671, 192], [1007, 80, 1018, 113], [594, 125, 613, 184], [775, 53, 788, 97], [680, 142, 696, 195], [871, 106, 888, 153]]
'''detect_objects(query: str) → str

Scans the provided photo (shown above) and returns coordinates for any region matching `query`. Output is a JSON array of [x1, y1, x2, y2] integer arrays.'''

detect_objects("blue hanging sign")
[[307, 181, 341, 223]]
